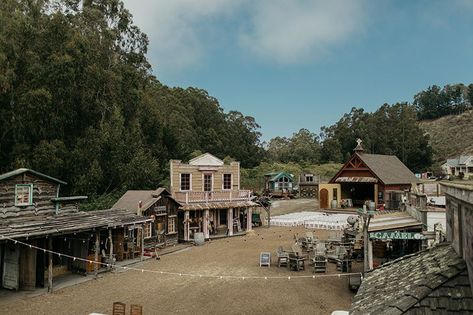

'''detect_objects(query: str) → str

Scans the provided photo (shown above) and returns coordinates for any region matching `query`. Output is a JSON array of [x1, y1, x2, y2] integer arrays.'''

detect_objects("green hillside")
[[420, 110, 473, 164]]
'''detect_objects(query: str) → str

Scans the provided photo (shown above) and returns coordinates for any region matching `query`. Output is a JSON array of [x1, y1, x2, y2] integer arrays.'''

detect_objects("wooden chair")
[[130, 304, 143, 315], [112, 302, 126, 315], [276, 246, 289, 267], [287, 244, 307, 271]]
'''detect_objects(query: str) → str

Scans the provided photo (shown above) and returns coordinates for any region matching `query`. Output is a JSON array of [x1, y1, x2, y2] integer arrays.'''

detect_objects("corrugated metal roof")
[[181, 201, 258, 211], [265, 172, 294, 182], [0, 168, 67, 185], [368, 211, 422, 232]]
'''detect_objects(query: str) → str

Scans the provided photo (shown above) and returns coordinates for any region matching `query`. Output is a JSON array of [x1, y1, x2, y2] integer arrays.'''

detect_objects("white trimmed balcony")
[[174, 190, 252, 204]]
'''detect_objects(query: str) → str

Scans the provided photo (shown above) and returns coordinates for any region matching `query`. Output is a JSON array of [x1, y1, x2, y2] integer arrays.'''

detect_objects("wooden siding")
[[170, 160, 240, 194], [0, 174, 59, 218]]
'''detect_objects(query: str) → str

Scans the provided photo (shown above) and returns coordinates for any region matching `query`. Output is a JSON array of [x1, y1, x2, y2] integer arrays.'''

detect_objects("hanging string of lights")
[[0, 235, 363, 281]]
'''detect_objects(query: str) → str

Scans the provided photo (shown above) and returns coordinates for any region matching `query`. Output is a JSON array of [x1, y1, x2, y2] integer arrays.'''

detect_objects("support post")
[[48, 237, 53, 293], [184, 211, 190, 241], [94, 231, 100, 279], [247, 207, 253, 231], [203, 209, 209, 239], [363, 208, 372, 273], [108, 228, 113, 270], [140, 224, 145, 261], [368, 240, 373, 270], [227, 208, 233, 236]]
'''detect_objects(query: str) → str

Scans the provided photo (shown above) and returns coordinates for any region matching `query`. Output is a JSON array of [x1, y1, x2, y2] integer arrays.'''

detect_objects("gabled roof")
[[358, 153, 418, 185], [351, 243, 472, 314], [112, 188, 175, 213], [189, 153, 224, 166], [265, 172, 294, 182], [0, 168, 67, 185], [443, 155, 473, 167]]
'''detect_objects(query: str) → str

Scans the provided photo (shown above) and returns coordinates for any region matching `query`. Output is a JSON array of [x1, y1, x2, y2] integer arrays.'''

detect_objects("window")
[[333, 188, 338, 200], [15, 184, 33, 206], [144, 222, 153, 238], [180, 173, 190, 191], [204, 174, 212, 192], [305, 175, 314, 182], [468, 167, 473, 173], [223, 174, 232, 190], [168, 216, 176, 234]]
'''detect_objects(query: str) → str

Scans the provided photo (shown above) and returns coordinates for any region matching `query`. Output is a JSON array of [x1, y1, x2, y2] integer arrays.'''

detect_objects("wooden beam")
[[140, 224, 144, 261], [48, 237, 53, 293], [94, 231, 99, 279], [108, 228, 113, 270]]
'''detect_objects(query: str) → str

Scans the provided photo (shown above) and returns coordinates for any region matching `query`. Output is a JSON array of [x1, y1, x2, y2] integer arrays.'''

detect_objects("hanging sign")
[[369, 231, 425, 240]]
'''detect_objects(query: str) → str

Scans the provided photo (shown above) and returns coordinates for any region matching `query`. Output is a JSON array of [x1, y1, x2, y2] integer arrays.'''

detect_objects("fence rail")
[[174, 190, 252, 204]]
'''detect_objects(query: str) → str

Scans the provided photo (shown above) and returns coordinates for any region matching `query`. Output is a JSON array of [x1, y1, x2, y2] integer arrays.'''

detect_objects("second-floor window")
[[180, 173, 190, 191], [223, 174, 232, 190], [15, 184, 33, 206], [204, 174, 212, 192], [305, 175, 313, 182]]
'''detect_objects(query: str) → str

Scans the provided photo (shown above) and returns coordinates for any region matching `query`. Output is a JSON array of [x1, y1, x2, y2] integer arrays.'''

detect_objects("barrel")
[[194, 232, 205, 246], [331, 200, 338, 209]]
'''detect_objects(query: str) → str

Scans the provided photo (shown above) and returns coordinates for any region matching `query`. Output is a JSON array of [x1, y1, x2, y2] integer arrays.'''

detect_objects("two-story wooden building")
[[0, 168, 151, 292], [170, 153, 257, 241], [112, 188, 180, 248]]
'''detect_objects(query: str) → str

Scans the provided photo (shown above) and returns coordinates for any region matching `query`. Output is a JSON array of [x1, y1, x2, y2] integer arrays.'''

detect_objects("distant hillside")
[[420, 110, 473, 164]]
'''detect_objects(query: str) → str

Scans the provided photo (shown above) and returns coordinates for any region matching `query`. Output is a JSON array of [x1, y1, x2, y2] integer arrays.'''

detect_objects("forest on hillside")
[[0, 0, 469, 207]]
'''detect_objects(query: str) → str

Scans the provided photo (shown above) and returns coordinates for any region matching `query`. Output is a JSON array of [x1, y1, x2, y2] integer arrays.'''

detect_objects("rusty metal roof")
[[335, 176, 378, 183]]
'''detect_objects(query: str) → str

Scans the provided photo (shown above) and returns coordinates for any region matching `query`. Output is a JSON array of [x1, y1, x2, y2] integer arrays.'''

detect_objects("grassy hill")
[[420, 110, 473, 165]]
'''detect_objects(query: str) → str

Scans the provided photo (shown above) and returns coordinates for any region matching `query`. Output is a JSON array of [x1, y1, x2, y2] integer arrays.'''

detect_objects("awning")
[[180, 201, 258, 211], [335, 177, 378, 183], [368, 211, 422, 232]]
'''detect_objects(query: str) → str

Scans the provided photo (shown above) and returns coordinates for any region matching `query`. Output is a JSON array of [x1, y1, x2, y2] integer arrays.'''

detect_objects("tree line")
[[0, 0, 264, 200]]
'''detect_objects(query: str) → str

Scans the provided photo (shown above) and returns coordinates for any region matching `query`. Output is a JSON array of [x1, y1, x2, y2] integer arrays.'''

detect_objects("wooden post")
[[94, 231, 100, 279], [184, 211, 190, 241], [203, 209, 209, 239], [227, 208, 233, 236], [368, 240, 373, 270], [48, 237, 53, 293], [108, 228, 113, 270], [140, 224, 145, 261], [363, 209, 371, 273], [247, 207, 253, 231]]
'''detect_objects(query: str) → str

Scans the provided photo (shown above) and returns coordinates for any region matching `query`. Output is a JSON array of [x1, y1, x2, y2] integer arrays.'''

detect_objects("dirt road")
[[0, 200, 358, 315]]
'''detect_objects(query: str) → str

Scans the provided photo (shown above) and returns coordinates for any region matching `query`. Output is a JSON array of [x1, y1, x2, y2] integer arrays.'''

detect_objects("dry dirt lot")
[[0, 200, 358, 315]]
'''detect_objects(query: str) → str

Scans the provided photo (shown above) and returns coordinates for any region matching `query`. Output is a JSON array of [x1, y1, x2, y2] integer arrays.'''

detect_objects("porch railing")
[[174, 190, 252, 204]]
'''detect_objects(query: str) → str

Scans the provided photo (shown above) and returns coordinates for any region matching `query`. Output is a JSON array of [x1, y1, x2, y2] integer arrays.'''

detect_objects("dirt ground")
[[0, 200, 359, 315]]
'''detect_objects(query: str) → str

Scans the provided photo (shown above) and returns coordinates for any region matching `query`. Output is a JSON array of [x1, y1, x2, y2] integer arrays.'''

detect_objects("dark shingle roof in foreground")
[[350, 243, 473, 314]]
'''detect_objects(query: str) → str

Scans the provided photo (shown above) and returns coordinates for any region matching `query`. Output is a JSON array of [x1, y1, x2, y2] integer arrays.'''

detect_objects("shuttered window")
[[15, 184, 33, 206]]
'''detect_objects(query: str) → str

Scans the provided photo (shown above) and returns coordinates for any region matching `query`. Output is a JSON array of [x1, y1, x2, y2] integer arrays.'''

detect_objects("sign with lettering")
[[369, 231, 425, 240]]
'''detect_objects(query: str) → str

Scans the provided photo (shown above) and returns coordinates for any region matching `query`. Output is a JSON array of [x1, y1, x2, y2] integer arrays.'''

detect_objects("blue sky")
[[123, 0, 473, 141]]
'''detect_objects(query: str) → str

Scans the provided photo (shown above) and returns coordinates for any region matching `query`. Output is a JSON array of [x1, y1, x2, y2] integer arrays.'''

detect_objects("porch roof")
[[368, 211, 422, 232], [180, 201, 258, 211], [0, 209, 152, 240]]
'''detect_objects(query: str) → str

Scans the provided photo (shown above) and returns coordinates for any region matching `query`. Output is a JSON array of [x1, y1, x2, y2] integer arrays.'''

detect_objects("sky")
[[122, 0, 473, 142]]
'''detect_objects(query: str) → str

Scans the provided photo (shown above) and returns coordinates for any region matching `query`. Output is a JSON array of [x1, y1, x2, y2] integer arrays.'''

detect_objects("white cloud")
[[122, 0, 367, 71], [239, 0, 367, 64]]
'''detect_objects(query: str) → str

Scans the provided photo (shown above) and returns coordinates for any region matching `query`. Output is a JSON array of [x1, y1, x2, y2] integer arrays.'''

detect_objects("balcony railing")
[[174, 190, 252, 204]]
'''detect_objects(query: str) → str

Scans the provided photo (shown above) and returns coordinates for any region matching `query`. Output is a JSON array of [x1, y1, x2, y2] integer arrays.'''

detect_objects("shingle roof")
[[350, 243, 473, 314], [358, 153, 419, 185], [112, 188, 173, 213], [0, 168, 67, 184]]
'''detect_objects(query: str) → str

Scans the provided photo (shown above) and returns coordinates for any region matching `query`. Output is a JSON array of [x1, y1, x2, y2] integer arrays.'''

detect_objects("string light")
[[1, 236, 362, 281]]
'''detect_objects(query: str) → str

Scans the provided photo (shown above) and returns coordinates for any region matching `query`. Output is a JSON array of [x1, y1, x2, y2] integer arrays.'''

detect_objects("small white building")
[[441, 155, 473, 179]]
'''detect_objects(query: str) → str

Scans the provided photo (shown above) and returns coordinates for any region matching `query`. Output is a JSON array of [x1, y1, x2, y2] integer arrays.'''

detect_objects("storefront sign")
[[369, 231, 425, 240]]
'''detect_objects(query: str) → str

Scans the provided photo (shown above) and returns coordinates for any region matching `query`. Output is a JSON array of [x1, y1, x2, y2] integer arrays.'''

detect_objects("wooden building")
[[323, 140, 418, 209], [0, 168, 151, 291], [264, 172, 294, 197], [298, 173, 319, 198], [113, 188, 180, 248], [170, 153, 257, 242]]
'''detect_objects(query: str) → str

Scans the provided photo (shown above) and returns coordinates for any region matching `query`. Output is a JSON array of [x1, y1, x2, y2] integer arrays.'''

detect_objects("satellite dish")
[[347, 216, 358, 226]]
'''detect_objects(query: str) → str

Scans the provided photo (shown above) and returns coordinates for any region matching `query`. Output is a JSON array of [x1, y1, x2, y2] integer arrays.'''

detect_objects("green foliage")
[[267, 128, 320, 164], [0, 0, 264, 206], [241, 162, 342, 192]]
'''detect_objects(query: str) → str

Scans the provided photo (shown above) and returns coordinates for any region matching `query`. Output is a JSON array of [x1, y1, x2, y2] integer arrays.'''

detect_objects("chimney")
[[137, 200, 142, 216]]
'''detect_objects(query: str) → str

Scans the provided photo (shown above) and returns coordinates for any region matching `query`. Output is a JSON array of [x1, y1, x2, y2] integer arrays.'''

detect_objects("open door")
[[320, 188, 329, 209], [3, 244, 20, 290]]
